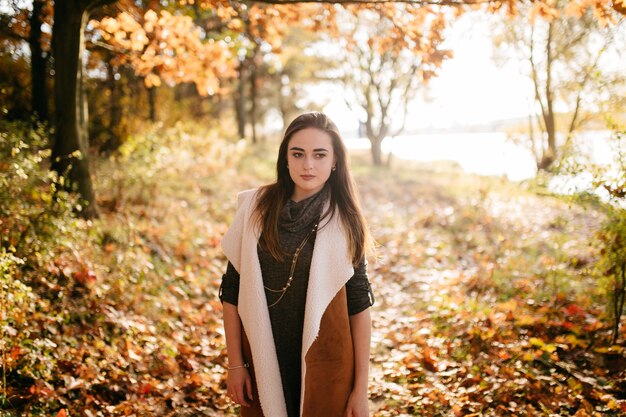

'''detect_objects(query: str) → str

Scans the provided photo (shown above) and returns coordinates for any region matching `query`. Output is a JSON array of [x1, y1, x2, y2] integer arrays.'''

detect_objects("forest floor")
[[353, 159, 626, 416], [3, 125, 626, 416]]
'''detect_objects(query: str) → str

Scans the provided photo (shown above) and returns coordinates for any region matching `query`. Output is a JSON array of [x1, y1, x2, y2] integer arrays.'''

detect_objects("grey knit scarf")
[[279, 184, 330, 233]]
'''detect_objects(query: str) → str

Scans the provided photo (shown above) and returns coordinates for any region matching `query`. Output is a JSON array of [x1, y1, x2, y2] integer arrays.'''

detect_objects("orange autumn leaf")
[[137, 383, 153, 396], [563, 303, 586, 317], [91, 10, 235, 96], [72, 268, 97, 285], [422, 347, 438, 372]]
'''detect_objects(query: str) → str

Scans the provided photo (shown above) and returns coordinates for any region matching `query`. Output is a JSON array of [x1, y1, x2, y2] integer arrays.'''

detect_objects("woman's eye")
[[292, 152, 303, 158], [315, 153, 327, 159]]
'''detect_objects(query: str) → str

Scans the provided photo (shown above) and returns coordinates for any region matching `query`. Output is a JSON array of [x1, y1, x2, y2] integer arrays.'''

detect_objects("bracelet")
[[228, 362, 250, 370]]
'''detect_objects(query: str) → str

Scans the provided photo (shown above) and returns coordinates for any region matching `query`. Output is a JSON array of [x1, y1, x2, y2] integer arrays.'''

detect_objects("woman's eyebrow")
[[288, 147, 329, 152]]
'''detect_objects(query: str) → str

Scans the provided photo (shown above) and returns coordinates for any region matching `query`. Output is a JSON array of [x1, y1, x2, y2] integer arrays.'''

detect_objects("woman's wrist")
[[352, 378, 368, 395], [227, 362, 250, 370], [225, 350, 245, 369]]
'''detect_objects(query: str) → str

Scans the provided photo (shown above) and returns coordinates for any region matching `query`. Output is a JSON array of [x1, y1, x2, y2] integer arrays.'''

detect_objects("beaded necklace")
[[264, 222, 318, 308]]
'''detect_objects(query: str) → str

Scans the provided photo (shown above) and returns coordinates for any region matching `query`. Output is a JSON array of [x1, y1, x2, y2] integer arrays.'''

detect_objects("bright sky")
[[324, 12, 535, 132]]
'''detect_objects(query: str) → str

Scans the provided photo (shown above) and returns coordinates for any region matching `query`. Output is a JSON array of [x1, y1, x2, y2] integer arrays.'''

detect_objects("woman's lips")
[[301, 175, 315, 180]]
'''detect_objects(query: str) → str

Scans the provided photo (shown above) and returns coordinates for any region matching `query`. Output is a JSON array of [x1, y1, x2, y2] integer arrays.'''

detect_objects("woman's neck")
[[291, 184, 325, 203]]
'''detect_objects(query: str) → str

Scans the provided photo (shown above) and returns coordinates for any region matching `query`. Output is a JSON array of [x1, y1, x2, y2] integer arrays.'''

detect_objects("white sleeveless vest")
[[220, 189, 354, 417]]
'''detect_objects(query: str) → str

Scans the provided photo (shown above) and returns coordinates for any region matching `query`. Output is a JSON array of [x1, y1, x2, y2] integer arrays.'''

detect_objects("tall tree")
[[29, 0, 50, 122], [493, 0, 625, 171], [51, 0, 116, 218], [337, 5, 451, 165], [0, 0, 52, 122]]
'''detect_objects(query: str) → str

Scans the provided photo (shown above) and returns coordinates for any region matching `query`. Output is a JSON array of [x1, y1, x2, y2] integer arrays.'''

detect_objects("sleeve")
[[345, 257, 375, 316], [218, 261, 240, 305]]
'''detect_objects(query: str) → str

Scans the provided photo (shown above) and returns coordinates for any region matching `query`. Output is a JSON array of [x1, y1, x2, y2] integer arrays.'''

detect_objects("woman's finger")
[[236, 387, 250, 407], [245, 376, 254, 401]]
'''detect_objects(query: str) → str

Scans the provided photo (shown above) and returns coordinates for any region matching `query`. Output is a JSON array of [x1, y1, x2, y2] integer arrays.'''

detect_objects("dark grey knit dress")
[[219, 187, 374, 417]]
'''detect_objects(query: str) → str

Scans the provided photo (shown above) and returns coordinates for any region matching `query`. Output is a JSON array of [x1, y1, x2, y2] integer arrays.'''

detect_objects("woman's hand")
[[344, 388, 369, 417], [222, 302, 253, 407], [346, 309, 371, 417], [227, 367, 253, 407]]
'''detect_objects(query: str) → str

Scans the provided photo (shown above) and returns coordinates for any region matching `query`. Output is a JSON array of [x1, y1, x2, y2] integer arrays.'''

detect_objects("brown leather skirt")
[[241, 288, 354, 417]]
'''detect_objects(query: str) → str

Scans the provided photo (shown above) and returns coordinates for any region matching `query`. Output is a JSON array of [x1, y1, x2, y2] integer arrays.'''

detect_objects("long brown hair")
[[253, 112, 371, 266]]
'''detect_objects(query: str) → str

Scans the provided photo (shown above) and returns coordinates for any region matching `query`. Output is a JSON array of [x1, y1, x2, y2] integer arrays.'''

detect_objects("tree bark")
[[51, 0, 101, 218], [148, 85, 157, 122], [278, 71, 290, 130], [613, 265, 625, 345], [540, 20, 556, 171], [100, 60, 122, 154], [191, 84, 205, 118], [29, 0, 49, 122], [109, 64, 122, 146], [249, 56, 258, 144], [174, 83, 183, 102], [370, 136, 383, 166], [235, 59, 246, 139]]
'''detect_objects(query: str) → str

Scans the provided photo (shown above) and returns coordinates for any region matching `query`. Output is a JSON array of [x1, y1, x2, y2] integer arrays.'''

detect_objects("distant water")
[[343, 131, 617, 187], [344, 132, 537, 181]]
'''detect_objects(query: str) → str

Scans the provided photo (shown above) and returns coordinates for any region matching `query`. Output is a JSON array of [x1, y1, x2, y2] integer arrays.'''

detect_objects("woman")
[[219, 112, 375, 417]]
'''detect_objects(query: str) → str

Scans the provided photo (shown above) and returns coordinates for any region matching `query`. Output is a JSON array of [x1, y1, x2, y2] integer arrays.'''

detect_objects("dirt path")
[[356, 167, 623, 416]]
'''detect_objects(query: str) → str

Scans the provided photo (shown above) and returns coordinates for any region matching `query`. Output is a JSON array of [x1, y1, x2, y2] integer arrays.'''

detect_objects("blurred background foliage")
[[1, 0, 626, 415]]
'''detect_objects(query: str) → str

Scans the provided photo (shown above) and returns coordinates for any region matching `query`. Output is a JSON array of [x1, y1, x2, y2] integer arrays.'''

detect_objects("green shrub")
[[596, 206, 626, 344], [589, 127, 626, 344], [0, 120, 79, 265], [0, 121, 81, 413]]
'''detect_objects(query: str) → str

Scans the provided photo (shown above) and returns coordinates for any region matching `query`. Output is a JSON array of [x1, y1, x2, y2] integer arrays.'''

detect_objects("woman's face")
[[286, 128, 336, 202]]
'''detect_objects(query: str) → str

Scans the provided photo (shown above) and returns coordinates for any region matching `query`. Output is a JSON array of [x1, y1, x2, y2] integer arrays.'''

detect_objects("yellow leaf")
[[496, 299, 517, 312], [515, 314, 537, 326], [594, 345, 624, 354], [144, 73, 161, 88], [144, 9, 158, 23], [565, 334, 588, 349], [543, 343, 557, 353]]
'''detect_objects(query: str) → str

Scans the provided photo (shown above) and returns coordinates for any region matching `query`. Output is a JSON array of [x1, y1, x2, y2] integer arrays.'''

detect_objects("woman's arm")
[[344, 308, 371, 417], [223, 302, 253, 406]]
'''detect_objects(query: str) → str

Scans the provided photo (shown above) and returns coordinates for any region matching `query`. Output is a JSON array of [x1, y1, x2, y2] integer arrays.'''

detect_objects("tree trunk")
[[191, 85, 204, 119], [278, 72, 290, 130], [539, 20, 556, 171], [29, 0, 49, 122], [109, 64, 122, 145], [369, 136, 383, 166], [100, 60, 121, 153], [541, 108, 557, 170], [174, 83, 183, 102], [51, 0, 99, 218], [235, 59, 246, 139], [249, 60, 258, 144], [613, 264, 626, 345], [148, 85, 157, 122]]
